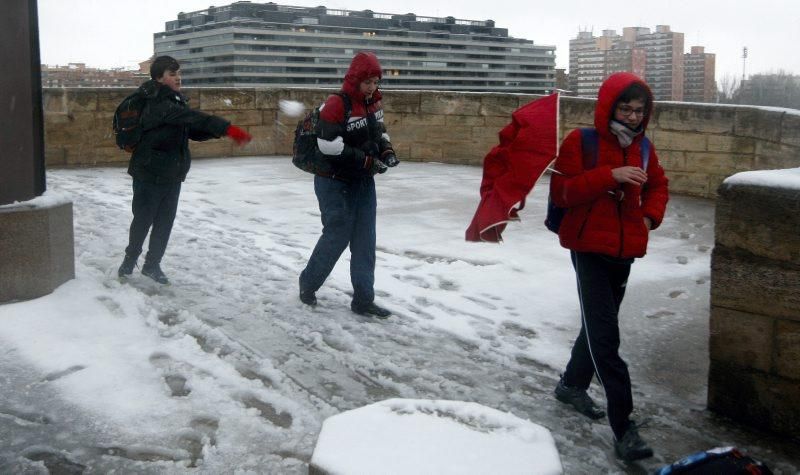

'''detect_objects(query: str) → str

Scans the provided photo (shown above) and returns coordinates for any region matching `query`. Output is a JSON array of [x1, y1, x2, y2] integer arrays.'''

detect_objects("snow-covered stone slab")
[[722, 168, 800, 190], [310, 398, 562, 475]]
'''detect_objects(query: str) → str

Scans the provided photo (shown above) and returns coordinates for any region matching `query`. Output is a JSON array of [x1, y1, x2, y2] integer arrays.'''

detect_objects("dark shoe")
[[614, 422, 653, 461], [351, 301, 391, 319], [299, 289, 317, 306], [118, 254, 138, 277], [142, 262, 169, 284], [554, 377, 606, 420]]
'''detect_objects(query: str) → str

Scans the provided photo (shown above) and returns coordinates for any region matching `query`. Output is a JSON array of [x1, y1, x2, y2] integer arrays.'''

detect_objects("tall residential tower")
[[568, 25, 704, 101]]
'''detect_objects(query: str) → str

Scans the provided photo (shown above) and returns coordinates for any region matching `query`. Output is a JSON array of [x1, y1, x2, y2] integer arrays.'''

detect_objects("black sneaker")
[[142, 262, 169, 285], [299, 289, 317, 306], [351, 301, 391, 319], [554, 377, 606, 420], [614, 422, 653, 461], [117, 254, 137, 277]]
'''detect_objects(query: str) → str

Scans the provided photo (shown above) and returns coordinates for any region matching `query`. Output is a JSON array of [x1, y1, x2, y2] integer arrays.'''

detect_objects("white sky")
[[37, 0, 799, 81]]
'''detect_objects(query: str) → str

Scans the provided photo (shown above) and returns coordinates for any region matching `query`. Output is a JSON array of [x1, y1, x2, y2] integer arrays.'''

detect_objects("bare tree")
[[716, 73, 741, 103]]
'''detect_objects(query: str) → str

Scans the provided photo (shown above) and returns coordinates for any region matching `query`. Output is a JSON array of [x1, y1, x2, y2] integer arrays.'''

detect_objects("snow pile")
[[723, 167, 800, 190], [311, 398, 562, 475], [0, 190, 72, 210]]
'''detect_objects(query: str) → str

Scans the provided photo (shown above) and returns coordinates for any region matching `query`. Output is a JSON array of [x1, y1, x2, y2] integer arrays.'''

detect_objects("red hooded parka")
[[551, 72, 669, 258]]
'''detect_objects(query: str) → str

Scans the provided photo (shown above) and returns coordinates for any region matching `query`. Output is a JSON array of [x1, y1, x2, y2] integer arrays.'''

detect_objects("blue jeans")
[[300, 175, 377, 305], [124, 179, 181, 264]]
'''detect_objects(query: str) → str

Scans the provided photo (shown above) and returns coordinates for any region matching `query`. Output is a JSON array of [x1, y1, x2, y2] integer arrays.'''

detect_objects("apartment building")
[[631, 25, 684, 101], [153, 2, 556, 93], [41, 63, 149, 88], [684, 46, 716, 102], [568, 25, 700, 101], [568, 30, 645, 97]]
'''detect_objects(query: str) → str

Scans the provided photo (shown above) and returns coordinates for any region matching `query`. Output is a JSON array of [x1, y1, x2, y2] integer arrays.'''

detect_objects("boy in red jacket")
[[550, 72, 669, 461]]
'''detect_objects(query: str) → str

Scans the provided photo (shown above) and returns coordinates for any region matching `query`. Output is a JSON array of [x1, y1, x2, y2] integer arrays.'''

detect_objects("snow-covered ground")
[[1, 157, 797, 474]]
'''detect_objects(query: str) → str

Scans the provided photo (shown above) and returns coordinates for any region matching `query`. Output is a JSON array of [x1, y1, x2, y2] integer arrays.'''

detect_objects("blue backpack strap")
[[579, 127, 599, 170], [641, 136, 651, 171]]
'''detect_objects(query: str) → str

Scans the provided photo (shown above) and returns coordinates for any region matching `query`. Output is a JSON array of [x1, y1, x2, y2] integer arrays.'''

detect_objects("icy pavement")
[[0, 157, 798, 474]]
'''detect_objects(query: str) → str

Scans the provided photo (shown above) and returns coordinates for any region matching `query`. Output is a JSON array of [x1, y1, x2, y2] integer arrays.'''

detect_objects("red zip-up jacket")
[[551, 72, 669, 258]]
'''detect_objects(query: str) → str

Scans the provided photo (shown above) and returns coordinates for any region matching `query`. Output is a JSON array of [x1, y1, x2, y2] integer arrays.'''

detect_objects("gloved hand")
[[381, 150, 400, 167], [360, 141, 380, 159], [370, 157, 388, 174], [226, 125, 252, 146]]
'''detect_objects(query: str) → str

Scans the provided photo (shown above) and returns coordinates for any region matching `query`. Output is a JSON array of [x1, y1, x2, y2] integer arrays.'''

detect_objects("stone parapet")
[[43, 88, 800, 199], [709, 171, 800, 436]]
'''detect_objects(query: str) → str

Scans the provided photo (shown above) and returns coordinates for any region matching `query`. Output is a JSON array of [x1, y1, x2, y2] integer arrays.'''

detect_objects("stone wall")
[[708, 173, 800, 437], [43, 88, 800, 198]]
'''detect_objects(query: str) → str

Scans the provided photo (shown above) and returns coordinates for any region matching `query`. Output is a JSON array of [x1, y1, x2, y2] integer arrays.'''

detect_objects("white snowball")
[[279, 99, 306, 117]]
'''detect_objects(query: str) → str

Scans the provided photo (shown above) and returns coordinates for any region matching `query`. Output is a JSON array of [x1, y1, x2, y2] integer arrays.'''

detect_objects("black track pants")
[[562, 251, 633, 439]]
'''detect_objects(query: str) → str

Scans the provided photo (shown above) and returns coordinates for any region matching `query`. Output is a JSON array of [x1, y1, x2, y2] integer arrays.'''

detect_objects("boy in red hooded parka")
[[298, 52, 398, 318], [551, 72, 668, 461]]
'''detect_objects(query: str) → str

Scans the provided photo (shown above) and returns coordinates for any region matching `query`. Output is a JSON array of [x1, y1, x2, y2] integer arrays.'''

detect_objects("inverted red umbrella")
[[465, 93, 560, 242]]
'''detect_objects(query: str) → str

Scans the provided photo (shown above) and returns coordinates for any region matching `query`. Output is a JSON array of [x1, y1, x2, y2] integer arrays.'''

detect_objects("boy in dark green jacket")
[[118, 56, 252, 284]]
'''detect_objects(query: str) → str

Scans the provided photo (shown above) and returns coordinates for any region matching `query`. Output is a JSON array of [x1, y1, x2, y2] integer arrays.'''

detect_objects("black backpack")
[[292, 93, 351, 175], [544, 128, 650, 233], [112, 92, 147, 153]]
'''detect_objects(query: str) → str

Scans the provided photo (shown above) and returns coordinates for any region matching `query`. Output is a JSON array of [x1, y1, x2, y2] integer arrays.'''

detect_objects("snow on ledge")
[[0, 191, 72, 211], [723, 168, 800, 190], [310, 398, 562, 475]]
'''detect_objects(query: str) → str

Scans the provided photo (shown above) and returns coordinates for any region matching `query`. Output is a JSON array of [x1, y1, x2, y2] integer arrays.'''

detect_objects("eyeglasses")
[[617, 105, 647, 117]]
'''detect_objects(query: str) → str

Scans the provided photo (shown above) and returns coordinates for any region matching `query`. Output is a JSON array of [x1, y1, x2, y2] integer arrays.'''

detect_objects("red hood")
[[594, 72, 653, 141], [342, 52, 383, 101]]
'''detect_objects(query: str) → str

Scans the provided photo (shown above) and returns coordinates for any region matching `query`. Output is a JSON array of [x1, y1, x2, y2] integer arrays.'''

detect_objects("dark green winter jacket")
[[128, 80, 229, 184]]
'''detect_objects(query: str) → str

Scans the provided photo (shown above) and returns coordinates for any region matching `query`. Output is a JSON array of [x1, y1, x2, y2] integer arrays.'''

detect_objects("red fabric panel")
[[465, 93, 559, 242]]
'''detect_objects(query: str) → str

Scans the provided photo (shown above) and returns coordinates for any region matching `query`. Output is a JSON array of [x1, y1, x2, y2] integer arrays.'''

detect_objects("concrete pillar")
[[708, 169, 800, 436], [0, 0, 74, 303]]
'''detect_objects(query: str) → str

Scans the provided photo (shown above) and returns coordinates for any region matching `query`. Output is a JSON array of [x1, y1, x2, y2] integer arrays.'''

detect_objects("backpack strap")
[[579, 127, 599, 170], [641, 136, 651, 171], [333, 92, 352, 126], [581, 127, 651, 172]]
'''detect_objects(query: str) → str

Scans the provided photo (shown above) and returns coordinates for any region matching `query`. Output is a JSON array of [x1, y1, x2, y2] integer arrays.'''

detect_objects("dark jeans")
[[300, 175, 376, 305], [124, 179, 181, 265], [562, 251, 634, 440]]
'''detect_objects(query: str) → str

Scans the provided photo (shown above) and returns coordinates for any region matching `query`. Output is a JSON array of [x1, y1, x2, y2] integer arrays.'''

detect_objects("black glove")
[[370, 157, 388, 174], [361, 141, 380, 159], [382, 151, 399, 168]]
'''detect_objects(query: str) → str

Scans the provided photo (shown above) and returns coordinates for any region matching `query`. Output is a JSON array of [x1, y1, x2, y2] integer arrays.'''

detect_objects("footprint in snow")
[[23, 450, 85, 475], [164, 374, 191, 397], [668, 290, 687, 299], [239, 394, 293, 428], [646, 310, 676, 319], [41, 365, 87, 383]]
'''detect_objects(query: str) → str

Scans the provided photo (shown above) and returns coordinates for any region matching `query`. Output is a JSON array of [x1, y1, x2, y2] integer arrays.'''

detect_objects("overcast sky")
[[38, 0, 799, 81]]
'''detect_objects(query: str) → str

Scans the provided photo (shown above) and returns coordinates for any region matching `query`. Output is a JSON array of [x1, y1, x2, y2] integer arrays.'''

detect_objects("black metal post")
[[0, 0, 46, 205]]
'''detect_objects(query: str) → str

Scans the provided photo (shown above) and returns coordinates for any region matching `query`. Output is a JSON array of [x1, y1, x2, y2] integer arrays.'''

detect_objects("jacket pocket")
[[576, 205, 594, 240]]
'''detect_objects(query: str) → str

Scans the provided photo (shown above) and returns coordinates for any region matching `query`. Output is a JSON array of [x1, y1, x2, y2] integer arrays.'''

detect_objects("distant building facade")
[[568, 25, 704, 101], [684, 46, 716, 102], [569, 29, 646, 97], [632, 25, 684, 101], [153, 2, 556, 93], [41, 63, 149, 88]]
